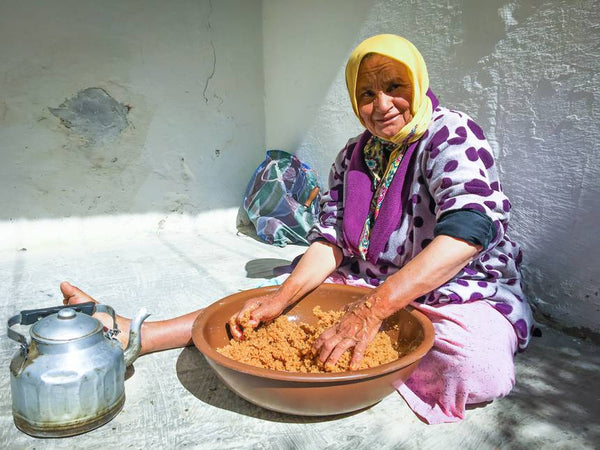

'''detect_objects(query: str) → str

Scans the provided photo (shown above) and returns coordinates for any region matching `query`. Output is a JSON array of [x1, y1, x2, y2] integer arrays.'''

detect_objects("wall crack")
[[202, 0, 218, 104]]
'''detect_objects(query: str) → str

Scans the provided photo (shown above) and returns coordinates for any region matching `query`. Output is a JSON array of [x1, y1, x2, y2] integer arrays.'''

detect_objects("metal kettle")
[[7, 302, 150, 438]]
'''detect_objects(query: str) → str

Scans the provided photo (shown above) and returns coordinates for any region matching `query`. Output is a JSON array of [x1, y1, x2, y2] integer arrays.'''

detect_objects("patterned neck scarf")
[[357, 132, 413, 259], [363, 136, 401, 186]]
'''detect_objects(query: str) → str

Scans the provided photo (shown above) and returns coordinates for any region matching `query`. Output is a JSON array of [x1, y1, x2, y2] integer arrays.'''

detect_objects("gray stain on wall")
[[49, 87, 130, 145]]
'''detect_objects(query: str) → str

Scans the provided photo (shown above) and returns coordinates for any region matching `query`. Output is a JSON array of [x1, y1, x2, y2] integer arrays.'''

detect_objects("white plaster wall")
[[0, 0, 264, 219], [263, 0, 600, 333]]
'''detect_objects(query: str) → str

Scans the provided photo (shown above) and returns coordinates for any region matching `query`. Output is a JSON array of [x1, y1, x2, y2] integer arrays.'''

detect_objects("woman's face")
[[356, 54, 414, 140]]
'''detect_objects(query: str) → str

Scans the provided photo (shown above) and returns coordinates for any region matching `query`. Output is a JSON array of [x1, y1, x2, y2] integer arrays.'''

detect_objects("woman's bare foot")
[[60, 281, 131, 349], [60, 281, 203, 355]]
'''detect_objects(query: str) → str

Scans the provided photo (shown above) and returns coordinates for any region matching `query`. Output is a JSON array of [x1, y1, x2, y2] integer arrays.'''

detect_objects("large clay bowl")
[[192, 284, 434, 416]]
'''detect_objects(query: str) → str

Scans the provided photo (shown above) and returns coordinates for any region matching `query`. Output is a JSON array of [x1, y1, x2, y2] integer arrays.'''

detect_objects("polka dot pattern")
[[448, 293, 461, 303], [469, 292, 484, 301], [477, 147, 494, 169], [320, 212, 335, 222], [447, 126, 467, 145], [440, 198, 456, 210], [429, 126, 449, 150], [494, 303, 513, 315], [465, 147, 478, 161], [444, 160, 458, 172], [462, 202, 486, 213], [464, 179, 493, 197], [329, 185, 342, 201], [467, 119, 486, 140], [514, 319, 528, 339]]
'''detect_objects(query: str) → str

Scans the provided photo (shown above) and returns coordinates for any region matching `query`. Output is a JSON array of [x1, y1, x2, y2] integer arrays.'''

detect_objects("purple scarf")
[[342, 90, 439, 264]]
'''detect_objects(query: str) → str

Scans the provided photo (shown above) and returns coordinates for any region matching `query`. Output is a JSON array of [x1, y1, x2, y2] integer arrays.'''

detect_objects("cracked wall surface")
[[0, 0, 264, 218], [263, 0, 599, 332]]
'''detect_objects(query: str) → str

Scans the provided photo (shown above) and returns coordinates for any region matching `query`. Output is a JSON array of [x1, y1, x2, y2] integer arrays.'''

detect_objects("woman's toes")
[[60, 281, 98, 305]]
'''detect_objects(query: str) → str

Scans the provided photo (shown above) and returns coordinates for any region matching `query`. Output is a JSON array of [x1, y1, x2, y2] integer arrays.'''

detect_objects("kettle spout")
[[123, 308, 151, 367]]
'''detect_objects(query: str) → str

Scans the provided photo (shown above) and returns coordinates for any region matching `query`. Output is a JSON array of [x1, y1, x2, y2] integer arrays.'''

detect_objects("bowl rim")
[[192, 284, 435, 383]]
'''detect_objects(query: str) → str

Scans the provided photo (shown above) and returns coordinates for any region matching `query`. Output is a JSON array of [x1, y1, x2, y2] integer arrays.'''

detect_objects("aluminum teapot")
[[7, 302, 150, 437]]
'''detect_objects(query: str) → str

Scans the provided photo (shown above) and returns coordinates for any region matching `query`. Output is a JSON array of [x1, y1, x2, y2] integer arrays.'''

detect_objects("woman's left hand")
[[312, 298, 383, 371]]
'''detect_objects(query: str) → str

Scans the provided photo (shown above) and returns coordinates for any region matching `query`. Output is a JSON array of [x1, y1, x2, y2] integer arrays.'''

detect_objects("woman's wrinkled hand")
[[228, 293, 288, 340], [311, 298, 383, 371]]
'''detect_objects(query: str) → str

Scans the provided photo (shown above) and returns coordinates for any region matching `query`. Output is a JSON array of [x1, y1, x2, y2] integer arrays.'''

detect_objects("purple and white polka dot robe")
[[307, 106, 534, 350]]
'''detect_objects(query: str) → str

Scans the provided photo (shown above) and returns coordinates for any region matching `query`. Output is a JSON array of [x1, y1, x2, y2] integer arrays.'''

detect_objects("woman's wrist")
[[275, 241, 344, 308], [362, 290, 405, 320], [275, 278, 306, 307]]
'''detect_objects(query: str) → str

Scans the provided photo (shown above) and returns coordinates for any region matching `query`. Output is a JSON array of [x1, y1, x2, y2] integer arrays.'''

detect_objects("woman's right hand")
[[228, 242, 344, 340], [228, 292, 289, 340]]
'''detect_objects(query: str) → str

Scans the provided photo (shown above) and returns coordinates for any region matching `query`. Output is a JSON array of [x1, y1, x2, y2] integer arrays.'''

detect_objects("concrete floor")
[[1, 208, 598, 449]]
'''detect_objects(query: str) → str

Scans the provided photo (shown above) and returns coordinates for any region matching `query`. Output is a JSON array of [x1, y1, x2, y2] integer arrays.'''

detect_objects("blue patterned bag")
[[243, 150, 321, 246]]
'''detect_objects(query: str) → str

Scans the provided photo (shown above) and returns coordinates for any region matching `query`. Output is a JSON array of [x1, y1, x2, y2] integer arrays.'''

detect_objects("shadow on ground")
[[244, 258, 293, 279], [480, 327, 600, 447], [174, 347, 365, 424]]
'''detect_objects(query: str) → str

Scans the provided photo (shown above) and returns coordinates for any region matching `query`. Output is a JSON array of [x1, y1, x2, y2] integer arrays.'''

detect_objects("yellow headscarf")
[[345, 34, 432, 145]]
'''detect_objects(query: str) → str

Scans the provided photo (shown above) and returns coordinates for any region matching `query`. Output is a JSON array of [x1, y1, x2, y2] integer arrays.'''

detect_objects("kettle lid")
[[31, 308, 102, 343]]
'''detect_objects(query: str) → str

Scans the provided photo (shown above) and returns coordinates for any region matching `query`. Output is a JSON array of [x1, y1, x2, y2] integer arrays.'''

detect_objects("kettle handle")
[[19, 302, 97, 325], [7, 302, 116, 348]]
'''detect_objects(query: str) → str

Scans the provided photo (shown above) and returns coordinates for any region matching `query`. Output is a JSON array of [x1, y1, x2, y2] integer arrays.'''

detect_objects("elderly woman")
[[63, 34, 534, 424]]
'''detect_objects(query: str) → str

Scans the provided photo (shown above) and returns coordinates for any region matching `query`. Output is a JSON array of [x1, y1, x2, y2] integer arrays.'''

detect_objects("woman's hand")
[[228, 292, 289, 340], [311, 235, 482, 370], [312, 298, 384, 371], [229, 240, 344, 341]]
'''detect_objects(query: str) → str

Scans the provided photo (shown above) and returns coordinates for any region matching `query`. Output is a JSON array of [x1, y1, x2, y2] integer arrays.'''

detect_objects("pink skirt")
[[395, 300, 517, 424]]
